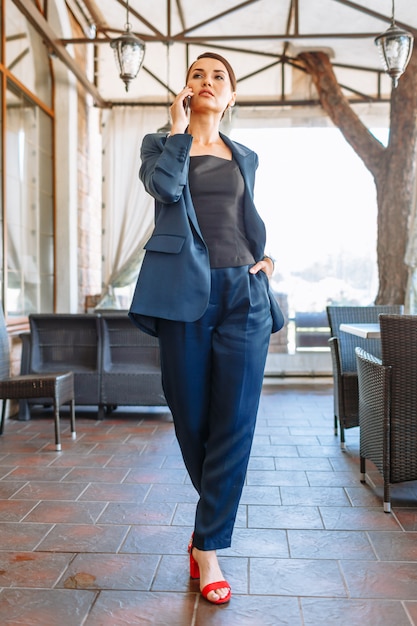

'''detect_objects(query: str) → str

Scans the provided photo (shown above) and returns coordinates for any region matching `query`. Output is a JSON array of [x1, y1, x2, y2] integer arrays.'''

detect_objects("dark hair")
[[186, 52, 237, 91]]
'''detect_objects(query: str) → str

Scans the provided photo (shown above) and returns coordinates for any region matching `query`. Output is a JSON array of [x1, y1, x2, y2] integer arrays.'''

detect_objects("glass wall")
[[5, 83, 54, 316], [231, 126, 380, 315], [3, 0, 54, 320], [231, 124, 383, 364], [5, 0, 52, 106]]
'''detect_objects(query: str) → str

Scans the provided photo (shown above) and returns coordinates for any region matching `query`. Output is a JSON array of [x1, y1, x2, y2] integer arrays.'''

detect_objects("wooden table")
[[339, 323, 381, 339]]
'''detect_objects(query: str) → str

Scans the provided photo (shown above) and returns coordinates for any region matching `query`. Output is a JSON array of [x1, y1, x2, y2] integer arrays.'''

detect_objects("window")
[[4, 0, 54, 319], [232, 126, 381, 318]]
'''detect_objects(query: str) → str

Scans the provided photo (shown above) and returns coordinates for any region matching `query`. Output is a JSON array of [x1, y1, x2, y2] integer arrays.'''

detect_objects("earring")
[[228, 104, 234, 123]]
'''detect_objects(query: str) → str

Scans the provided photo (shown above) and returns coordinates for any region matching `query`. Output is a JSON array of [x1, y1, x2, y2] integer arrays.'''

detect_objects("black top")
[[188, 155, 255, 268]]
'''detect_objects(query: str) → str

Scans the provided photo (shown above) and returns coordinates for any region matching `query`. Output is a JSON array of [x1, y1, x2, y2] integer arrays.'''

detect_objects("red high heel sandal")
[[189, 548, 232, 604], [189, 548, 200, 579], [201, 581, 231, 605]]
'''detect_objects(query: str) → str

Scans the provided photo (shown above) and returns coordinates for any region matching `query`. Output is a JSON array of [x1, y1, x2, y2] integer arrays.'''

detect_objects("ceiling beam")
[[61, 30, 395, 45], [81, 0, 108, 31], [12, 0, 109, 107], [332, 0, 417, 34], [292, 0, 299, 36], [170, 32, 389, 42], [113, 0, 165, 38], [175, 0, 186, 33], [175, 0, 261, 38], [109, 95, 389, 108]]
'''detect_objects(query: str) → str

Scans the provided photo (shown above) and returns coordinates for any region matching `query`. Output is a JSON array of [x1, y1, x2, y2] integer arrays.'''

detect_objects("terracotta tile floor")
[[1, 380, 417, 625]]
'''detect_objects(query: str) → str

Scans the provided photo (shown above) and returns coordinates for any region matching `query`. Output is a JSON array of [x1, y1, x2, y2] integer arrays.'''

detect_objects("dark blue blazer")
[[129, 131, 284, 336]]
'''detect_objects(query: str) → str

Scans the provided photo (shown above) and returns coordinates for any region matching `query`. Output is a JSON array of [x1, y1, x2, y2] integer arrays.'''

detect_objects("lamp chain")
[[125, 0, 131, 31]]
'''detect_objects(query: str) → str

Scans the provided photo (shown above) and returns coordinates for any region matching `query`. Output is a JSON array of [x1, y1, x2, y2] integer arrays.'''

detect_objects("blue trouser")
[[157, 265, 272, 551]]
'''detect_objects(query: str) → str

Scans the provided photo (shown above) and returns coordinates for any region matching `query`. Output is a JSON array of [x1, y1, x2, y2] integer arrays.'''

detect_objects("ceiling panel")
[[62, 0, 417, 105]]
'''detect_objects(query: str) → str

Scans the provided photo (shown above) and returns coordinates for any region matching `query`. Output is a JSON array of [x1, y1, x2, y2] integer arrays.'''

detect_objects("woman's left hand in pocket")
[[249, 257, 274, 280]]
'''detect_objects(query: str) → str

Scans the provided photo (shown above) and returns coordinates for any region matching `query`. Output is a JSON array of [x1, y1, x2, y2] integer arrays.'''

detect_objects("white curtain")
[[100, 106, 166, 306]]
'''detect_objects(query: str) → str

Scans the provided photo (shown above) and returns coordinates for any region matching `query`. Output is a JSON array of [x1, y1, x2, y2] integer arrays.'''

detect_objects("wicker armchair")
[[356, 314, 417, 512], [0, 308, 75, 450], [326, 305, 403, 448], [100, 312, 166, 416], [28, 314, 103, 418]]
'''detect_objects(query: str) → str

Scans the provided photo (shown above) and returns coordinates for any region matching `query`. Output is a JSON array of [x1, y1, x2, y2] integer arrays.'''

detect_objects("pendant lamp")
[[111, 0, 145, 92], [375, 0, 413, 88]]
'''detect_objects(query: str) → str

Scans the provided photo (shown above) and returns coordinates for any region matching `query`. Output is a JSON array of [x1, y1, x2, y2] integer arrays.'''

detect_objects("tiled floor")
[[1, 380, 417, 625]]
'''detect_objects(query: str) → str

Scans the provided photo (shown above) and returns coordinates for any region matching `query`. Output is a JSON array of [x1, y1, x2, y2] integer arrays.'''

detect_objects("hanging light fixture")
[[374, 0, 414, 88], [110, 0, 145, 92]]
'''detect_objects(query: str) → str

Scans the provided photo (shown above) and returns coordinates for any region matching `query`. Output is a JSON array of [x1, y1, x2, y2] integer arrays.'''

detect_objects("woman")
[[129, 52, 284, 605]]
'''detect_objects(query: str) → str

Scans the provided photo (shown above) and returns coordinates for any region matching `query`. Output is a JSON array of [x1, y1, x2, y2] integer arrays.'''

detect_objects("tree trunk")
[[298, 48, 417, 305]]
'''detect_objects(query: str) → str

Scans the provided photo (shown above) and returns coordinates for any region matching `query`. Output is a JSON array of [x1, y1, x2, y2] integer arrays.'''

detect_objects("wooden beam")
[[60, 31, 393, 46], [12, 0, 109, 107], [332, 0, 417, 35], [175, 0, 261, 38], [81, 0, 108, 31], [113, 0, 165, 38]]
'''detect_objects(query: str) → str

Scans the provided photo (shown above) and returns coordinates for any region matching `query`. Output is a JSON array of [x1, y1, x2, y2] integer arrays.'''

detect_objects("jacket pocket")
[[144, 234, 186, 254]]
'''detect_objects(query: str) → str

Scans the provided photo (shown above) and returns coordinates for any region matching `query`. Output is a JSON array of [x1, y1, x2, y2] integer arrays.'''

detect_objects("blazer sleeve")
[[139, 133, 193, 204]]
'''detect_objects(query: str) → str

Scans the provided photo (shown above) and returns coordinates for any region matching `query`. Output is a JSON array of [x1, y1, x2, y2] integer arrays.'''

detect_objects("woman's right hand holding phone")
[[169, 87, 193, 135]]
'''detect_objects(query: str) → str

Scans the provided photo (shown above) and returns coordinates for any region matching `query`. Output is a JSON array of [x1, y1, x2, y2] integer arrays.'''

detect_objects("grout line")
[[190, 593, 199, 626]]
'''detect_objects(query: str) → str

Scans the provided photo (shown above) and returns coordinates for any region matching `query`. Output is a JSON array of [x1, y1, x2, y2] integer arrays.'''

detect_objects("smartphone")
[[183, 96, 191, 114]]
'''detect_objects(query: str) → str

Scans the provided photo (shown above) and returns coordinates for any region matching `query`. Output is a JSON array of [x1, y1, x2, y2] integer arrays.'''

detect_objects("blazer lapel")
[[221, 133, 265, 259], [184, 132, 264, 259], [220, 132, 254, 193]]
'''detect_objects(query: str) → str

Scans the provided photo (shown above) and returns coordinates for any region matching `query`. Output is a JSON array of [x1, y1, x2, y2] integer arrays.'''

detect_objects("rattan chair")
[[326, 305, 403, 449], [28, 313, 103, 418], [0, 308, 75, 451], [100, 312, 166, 414], [356, 314, 417, 512]]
